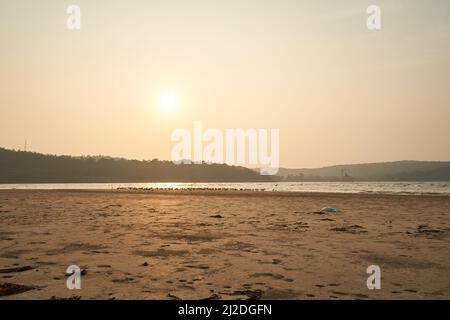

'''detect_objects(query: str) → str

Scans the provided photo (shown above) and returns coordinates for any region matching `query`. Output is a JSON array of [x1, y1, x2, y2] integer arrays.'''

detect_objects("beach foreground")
[[0, 190, 449, 300]]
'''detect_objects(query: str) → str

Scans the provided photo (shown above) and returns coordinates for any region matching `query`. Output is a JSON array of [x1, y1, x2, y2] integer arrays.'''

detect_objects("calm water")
[[0, 181, 449, 196]]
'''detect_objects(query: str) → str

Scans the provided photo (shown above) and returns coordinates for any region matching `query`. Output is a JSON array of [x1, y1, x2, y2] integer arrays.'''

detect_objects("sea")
[[0, 181, 449, 196]]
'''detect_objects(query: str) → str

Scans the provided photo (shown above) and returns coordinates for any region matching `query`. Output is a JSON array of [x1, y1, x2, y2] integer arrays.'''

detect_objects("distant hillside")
[[2, 148, 449, 183], [0, 148, 272, 183], [277, 161, 450, 181]]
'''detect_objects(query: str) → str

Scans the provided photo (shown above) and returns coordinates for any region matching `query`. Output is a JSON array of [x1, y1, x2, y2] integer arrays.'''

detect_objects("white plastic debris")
[[321, 207, 339, 213]]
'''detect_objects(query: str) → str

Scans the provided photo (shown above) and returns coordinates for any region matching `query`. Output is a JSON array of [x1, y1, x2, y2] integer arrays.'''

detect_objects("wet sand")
[[0, 189, 449, 300]]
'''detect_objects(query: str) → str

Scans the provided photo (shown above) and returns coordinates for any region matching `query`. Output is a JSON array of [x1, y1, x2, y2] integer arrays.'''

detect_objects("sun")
[[157, 92, 178, 112]]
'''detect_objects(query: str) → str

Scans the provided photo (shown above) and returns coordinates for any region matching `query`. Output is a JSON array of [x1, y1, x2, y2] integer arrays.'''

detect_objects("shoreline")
[[0, 188, 449, 199]]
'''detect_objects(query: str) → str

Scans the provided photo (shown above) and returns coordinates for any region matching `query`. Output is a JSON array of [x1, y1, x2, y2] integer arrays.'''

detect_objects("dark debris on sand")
[[330, 225, 368, 234], [231, 289, 264, 300], [167, 291, 261, 300], [167, 293, 182, 300], [65, 269, 87, 277], [0, 282, 35, 296], [411, 225, 449, 239], [50, 295, 81, 300], [167, 292, 223, 300], [215, 289, 265, 300], [0, 265, 34, 274]]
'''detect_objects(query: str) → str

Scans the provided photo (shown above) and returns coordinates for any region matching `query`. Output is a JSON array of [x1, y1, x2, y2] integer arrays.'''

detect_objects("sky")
[[0, 0, 449, 168]]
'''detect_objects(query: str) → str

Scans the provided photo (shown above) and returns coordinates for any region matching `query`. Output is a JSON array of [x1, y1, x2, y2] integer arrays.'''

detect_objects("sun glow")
[[157, 91, 178, 112]]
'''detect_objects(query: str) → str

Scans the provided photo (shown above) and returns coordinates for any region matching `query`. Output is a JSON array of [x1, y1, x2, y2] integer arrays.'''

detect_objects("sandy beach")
[[0, 189, 449, 300]]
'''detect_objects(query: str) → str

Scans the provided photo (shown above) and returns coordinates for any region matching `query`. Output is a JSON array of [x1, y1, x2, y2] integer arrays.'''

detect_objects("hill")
[[277, 161, 450, 181], [2, 148, 449, 183], [0, 148, 272, 183]]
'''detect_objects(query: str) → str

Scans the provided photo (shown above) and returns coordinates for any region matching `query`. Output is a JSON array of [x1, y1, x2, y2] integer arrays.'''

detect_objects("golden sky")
[[1, 0, 449, 168]]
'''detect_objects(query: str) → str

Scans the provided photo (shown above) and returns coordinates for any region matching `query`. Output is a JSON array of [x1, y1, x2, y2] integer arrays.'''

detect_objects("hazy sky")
[[1, 0, 449, 168]]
